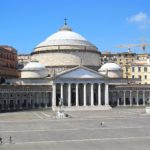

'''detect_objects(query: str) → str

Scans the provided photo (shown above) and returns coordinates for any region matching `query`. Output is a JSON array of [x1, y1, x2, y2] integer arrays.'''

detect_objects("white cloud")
[[127, 12, 150, 29]]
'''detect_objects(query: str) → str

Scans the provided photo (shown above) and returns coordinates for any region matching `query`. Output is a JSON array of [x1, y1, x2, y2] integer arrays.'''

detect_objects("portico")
[[51, 66, 111, 110]]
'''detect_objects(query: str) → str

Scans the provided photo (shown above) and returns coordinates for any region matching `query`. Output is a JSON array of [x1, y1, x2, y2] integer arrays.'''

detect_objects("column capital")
[[105, 83, 109, 85]]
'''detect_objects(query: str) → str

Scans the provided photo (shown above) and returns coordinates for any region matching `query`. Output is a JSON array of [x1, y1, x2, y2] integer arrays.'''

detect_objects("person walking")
[[9, 136, 12, 144], [100, 121, 105, 127], [0, 137, 3, 144]]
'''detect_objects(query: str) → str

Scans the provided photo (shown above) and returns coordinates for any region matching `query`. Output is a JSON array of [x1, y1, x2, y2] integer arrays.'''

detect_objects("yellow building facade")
[[101, 52, 150, 84]]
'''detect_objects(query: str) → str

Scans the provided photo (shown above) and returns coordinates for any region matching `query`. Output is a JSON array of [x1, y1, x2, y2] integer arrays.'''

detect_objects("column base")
[[146, 107, 150, 114], [52, 105, 111, 111]]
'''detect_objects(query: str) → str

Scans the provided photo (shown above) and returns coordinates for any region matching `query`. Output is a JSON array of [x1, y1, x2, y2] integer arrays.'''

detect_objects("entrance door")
[[10, 100, 14, 109]]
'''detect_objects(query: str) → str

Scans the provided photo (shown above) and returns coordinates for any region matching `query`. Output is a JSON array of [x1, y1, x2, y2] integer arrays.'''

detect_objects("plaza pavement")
[[0, 107, 150, 150]]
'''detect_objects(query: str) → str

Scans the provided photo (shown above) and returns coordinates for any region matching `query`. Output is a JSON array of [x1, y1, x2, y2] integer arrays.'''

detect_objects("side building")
[[17, 54, 31, 69], [0, 45, 19, 82], [101, 51, 137, 79]]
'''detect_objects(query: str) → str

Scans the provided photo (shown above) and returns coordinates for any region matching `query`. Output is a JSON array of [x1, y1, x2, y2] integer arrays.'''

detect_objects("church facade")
[[0, 22, 149, 112]]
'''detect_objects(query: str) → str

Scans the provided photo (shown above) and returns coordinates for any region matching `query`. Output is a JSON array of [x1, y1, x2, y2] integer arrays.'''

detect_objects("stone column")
[[26, 93, 29, 109], [83, 83, 87, 106], [52, 83, 56, 107], [105, 83, 109, 105], [136, 91, 139, 106], [143, 90, 145, 106], [117, 98, 120, 106], [60, 83, 64, 99], [98, 83, 101, 106], [1, 99, 3, 110], [117, 92, 120, 106], [7, 93, 10, 110], [68, 83, 71, 107], [76, 83, 79, 106], [130, 90, 132, 106], [123, 91, 126, 106], [91, 83, 94, 106]]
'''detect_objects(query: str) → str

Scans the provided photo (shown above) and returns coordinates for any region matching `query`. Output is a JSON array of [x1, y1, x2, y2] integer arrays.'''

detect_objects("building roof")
[[0, 45, 17, 53]]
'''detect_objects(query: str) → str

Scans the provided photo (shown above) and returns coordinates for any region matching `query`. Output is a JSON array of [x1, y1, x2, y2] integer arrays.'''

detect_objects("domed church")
[[31, 21, 101, 75], [0, 21, 146, 112]]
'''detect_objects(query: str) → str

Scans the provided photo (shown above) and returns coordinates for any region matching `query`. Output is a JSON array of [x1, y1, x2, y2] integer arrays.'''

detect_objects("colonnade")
[[52, 82, 109, 108], [0, 92, 50, 111], [110, 90, 149, 106]]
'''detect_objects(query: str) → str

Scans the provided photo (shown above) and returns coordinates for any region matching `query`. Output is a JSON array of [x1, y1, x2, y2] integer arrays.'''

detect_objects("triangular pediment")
[[55, 66, 105, 79]]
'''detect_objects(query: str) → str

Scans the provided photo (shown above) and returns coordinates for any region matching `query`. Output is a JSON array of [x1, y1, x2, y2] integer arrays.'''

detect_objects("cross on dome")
[[59, 18, 72, 31], [64, 17, 67, 25]]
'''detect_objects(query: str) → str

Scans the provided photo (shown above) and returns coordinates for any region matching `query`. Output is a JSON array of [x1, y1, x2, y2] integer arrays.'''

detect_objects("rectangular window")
[[145, 75, 147, 79], [144, 67, 147, 72], [139, 75, 141, 79], [132, 67, 135, 72], [138, 67, 141, 72], [132, 75, 134, 79]]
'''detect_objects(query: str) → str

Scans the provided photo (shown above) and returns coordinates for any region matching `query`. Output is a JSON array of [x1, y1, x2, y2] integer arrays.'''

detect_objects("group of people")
[[0, 136, 12, 144]]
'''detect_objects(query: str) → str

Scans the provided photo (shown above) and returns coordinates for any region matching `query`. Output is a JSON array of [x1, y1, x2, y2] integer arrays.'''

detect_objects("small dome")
[[23, 60, 46, 71], [21, 60, 48, 78], [99, 63, 122, 71]]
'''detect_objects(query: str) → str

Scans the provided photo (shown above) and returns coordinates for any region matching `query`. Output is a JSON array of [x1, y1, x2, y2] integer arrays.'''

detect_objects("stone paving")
[[0, 108, 150, 150]]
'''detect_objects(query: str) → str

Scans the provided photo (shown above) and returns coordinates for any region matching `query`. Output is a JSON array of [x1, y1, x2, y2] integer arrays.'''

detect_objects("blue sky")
[[0, 0, 150, 54]]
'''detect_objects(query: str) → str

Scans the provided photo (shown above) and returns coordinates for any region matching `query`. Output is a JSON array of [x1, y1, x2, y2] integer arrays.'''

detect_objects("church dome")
[[31, 21, 101, 74], [34, 23, 98, 52], [99, 63, 122, 71], [23, 60, 46, 71], [98, 63, 122, 78], [21, 60, 48, 78]]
